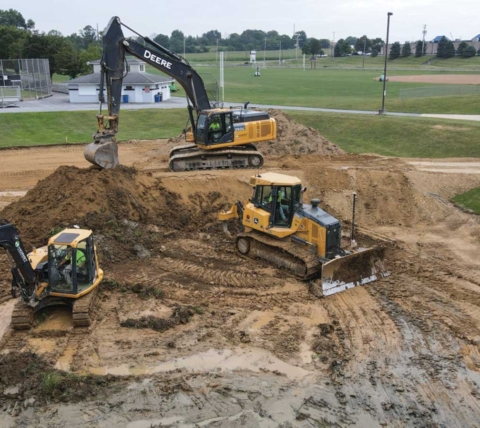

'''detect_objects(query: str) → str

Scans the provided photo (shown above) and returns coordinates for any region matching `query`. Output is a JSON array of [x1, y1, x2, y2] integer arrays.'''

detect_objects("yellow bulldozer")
[[218, 173, 389, 296], [0, 220, 103, 329]]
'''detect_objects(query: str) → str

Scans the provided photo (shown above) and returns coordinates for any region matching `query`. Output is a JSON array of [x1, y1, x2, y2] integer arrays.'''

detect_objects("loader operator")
[[59, 248, 86, 285]]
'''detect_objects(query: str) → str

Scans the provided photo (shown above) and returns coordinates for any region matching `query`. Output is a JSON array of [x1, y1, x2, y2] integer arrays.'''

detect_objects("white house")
[[67, 58, 174, 104]]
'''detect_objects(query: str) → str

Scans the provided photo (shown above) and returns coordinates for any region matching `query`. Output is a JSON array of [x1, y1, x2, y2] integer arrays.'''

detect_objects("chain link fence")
[[0, 86, 21, 107], [0, 58, 52, 101], [399, 85, 480, 99]]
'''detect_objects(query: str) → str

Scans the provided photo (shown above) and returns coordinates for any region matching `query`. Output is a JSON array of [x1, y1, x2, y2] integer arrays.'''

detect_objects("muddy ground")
[[1, 123, 480, 427]]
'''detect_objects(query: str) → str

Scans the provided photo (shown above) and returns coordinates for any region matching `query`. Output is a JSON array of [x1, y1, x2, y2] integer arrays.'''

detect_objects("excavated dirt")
[[1, 134, 480, 426]]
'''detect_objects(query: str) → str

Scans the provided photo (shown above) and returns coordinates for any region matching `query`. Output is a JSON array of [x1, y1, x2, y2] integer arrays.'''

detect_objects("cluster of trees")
[[0, 9, 101, 78], [331, 35, 384, 57], [390, 36, 479, 60], [153, 29, 301, 54]]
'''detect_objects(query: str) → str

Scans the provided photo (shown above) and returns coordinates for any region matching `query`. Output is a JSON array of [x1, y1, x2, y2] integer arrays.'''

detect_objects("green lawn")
[[452, 188, 480, 215], [289, 111, 480, 158], [145, 65, 480, 114], [1, 109, 480, 159]]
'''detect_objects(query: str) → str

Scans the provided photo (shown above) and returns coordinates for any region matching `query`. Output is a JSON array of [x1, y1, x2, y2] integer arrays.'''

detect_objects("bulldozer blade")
[[84, 141, 119, 169], [320, 247, 390, 297]]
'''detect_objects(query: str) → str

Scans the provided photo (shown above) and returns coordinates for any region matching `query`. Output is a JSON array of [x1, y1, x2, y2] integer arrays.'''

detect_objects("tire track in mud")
[[153, 256, 269, 288]]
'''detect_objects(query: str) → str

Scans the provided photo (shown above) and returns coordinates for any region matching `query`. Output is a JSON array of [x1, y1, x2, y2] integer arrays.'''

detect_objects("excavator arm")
[[0, 219, 37, 301], [85, 16, 212, 169]]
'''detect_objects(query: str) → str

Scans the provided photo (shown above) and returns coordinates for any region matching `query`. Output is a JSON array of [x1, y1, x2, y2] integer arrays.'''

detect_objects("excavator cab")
[[48, 232, 98, 295], [195, 111, 234, 146]]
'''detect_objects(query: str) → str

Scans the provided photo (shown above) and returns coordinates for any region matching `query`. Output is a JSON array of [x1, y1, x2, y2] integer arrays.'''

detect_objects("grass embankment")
[[1, 109, 480, 159], [0, 110, 184, 148], [452, 188, 480, 215], [289, 111, 480, 158]]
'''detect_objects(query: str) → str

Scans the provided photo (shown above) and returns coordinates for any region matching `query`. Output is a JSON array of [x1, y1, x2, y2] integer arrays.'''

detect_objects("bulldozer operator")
[[264, 187, 289, 222]]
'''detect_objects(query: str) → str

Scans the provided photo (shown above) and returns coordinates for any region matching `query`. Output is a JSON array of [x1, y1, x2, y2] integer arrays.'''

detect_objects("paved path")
[[0, 93, 479, 122]]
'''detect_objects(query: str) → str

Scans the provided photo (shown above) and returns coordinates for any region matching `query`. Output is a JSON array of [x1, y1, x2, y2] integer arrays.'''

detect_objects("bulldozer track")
[[236, 231, 321, 280]]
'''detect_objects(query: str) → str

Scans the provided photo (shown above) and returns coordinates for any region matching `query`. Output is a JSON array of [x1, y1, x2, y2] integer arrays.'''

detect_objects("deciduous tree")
[[389, 42, 400, 59], [401, 42, 411, 57]]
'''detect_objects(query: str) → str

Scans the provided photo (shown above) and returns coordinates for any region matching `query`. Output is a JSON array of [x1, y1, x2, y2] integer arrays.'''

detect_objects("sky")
[[4, 0, 479, 43]]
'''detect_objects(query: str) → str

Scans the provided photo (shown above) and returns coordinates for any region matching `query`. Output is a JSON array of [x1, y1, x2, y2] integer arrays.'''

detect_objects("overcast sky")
[[4, 0, 479, 43]]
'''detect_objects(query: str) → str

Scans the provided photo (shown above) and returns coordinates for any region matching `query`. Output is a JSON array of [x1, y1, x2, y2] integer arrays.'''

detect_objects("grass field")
[[146, 66, 480, 114], [1, 109, 480, 159], [452, 188, 480, 215]]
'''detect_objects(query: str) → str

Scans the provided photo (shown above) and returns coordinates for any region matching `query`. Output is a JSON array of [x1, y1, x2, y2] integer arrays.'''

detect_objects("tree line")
[[389, 36, 479, 60]]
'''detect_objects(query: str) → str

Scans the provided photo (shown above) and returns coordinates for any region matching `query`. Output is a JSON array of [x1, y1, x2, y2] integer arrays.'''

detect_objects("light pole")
[[362, 37, 366, 68], [264, 37, 266, 66], [379, 12, 393, 115], [332, 32, 335, 58]]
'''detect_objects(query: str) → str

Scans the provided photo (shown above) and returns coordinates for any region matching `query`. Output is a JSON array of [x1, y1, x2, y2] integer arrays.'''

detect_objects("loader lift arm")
[[85, 16, 212, 168], [0, 219, 37, 299]]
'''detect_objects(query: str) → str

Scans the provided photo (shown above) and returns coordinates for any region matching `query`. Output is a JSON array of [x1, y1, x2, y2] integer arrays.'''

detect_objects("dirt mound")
[[262, 109, 344, 156], [0, 166, 234, 262]]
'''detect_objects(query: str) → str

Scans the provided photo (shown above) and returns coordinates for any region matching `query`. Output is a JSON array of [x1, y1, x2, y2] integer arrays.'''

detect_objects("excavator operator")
[[209, 115, 223, 143], [59, 248, 86, 285]]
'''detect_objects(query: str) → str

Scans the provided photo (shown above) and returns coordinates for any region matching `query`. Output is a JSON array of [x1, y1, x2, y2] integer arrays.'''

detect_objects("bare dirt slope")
[[1, 141, 480, 426]]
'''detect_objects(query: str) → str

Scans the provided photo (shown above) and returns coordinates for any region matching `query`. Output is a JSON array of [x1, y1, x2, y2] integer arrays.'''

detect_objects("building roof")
[[67, 72, 173, 85], [432, 35, 450, 43], [473, 34, 480, 40]]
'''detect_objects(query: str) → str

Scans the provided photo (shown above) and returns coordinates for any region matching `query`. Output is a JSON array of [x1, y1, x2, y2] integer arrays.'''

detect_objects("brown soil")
[[389, 74, 480, 84], [1, 134, 480, 426]]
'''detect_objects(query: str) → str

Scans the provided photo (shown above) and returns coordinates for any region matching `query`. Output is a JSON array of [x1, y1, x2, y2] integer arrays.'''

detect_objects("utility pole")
[[363, 37, 366, 68], [264, 37, 266, 67], [379, 12, 393, 114], [295, 33, 300, 60], [422, 25, 427, 56], [279, 41, 282, 65], [216, 39, 219, 63]]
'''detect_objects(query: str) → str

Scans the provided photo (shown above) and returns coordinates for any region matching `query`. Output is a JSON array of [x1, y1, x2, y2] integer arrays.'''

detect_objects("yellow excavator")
[[84, 16, 276, 171], [0, 219, 103, 329], [218, 173, 389, 296]]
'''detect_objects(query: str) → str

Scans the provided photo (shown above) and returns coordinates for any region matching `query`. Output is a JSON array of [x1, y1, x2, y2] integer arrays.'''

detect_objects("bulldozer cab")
[[48, 230, 98, 295], [252, 183, 302, 227], [195, 111, 234, 146]]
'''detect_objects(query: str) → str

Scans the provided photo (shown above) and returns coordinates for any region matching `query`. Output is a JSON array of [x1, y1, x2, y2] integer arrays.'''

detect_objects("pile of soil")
[[261, 109, 344, 156], [0, 166, 231, 263]]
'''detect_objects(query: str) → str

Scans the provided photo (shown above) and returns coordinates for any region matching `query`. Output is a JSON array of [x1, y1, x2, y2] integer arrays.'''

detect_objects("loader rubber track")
[[72, 286, 98, 327], [236, 231, 321, 280], [169, 144, 264, 172]]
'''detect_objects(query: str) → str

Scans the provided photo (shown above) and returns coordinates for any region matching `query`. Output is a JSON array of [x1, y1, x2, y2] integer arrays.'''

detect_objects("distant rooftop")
[[68, 72, 173, 85]]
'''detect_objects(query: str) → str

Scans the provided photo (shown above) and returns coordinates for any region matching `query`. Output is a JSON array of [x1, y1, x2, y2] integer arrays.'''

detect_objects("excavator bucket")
[[84, 141, 119, 169], [312, 247, 390, 297]]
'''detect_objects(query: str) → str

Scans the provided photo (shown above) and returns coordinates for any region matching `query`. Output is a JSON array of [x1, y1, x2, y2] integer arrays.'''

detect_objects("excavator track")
[[72, 286, 99, 327], [236, 231, 321, 280], [169, 144, 264, 172], [11, 299, 34, 330]]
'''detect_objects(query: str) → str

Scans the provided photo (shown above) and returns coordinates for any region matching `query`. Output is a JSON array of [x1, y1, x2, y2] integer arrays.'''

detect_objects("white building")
[[67, 58, 174, 104]]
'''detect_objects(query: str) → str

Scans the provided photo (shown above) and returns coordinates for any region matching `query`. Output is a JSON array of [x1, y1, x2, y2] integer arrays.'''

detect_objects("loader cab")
[[48, 230, 98, 295], [195, 111, 234, 146], [252, 182, 302, 227]]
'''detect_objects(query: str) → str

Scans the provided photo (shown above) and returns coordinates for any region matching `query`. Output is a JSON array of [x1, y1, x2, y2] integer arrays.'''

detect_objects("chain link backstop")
[[0, 58, 52, 101]]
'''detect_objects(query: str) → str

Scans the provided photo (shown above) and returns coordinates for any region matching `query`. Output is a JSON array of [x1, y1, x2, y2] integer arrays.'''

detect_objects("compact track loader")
[[0, 220, 103, 329], [218, 173, 389, 296]]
